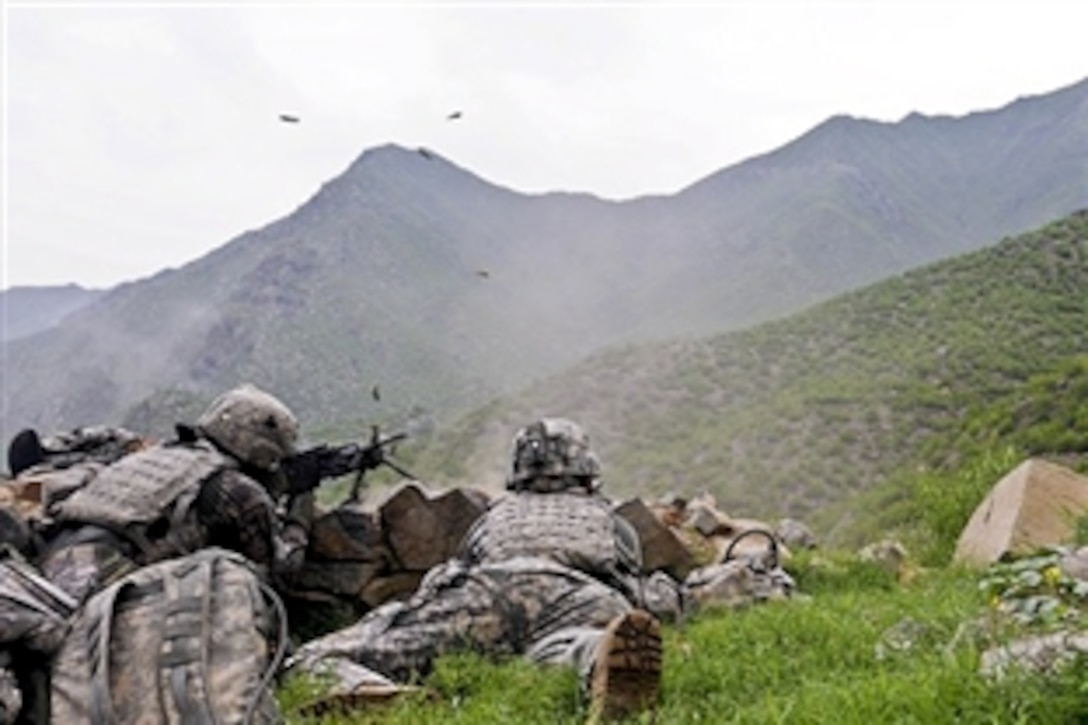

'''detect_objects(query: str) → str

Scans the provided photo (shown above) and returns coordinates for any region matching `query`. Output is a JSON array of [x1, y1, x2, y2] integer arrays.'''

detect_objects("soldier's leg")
[[525, 626, 603, 680], [510, 564, 632, 667], [291, 561, 508, 685], [512, 568, 661, 720], [526, 611, 663, 720]]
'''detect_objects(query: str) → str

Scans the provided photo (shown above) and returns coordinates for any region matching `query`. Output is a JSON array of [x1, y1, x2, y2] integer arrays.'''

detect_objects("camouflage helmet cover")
[[195, 384, 298, 471], [507, 417, 602, 493]]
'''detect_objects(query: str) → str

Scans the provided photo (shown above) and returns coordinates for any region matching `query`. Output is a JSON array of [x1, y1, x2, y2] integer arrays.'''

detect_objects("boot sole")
[[590, 608, 662, 720]]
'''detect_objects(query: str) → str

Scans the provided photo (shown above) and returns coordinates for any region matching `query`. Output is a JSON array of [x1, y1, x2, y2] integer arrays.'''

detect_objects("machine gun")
[[281, 426, 412, 502]]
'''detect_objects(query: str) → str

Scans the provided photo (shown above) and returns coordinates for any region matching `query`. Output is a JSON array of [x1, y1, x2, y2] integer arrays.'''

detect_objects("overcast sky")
[[3, 1, 1086, 290]]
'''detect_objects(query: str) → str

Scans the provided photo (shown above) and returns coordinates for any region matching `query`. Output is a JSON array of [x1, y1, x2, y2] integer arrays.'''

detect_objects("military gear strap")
[[86, 580, 121, 724], [78, 549, 289, 724]]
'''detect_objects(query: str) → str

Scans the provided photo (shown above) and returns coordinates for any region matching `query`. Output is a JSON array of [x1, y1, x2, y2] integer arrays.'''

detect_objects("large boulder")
[[380, 483, 490, 571], [954, 458, 1088, 567], [614, 497, 696, 580]]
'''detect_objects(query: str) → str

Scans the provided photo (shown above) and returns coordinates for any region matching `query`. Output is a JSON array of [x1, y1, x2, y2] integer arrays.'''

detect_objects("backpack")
[[50, 548, 288, 724], [0, 548, 77, 725], [0, 547, 76, 654]]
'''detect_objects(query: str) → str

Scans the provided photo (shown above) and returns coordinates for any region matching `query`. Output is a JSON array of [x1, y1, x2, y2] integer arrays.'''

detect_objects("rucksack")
[[0, 548, 77, 725], [0, 547, 76, 654], [50, 547, 288, 724]]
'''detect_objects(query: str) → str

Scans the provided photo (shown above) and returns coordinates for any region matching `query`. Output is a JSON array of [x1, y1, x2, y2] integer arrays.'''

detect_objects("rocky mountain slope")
[[3, 78, 1085, 447]]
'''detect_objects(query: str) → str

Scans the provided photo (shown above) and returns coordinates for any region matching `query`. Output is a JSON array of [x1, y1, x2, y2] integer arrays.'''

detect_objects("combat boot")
[[588, 608, 662, 720]]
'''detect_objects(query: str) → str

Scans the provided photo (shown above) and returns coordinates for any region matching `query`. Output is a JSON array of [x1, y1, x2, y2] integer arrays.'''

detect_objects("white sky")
[[3, 1, 1086, 290]]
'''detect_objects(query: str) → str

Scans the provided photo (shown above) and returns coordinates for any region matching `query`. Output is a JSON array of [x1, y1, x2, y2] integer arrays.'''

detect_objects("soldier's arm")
[[195, 470, 279, 571]]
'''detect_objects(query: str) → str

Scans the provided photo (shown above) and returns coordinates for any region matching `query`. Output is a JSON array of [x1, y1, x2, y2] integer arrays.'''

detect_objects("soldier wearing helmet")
[[290, 417, 685, 720], [36, 384, 304, 604], [505, 418, 602, 493]]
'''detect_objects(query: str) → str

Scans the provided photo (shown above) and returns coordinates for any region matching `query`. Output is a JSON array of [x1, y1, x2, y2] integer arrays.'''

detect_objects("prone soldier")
[[289, 417, 684, 720], [34, 383, 306, 604]]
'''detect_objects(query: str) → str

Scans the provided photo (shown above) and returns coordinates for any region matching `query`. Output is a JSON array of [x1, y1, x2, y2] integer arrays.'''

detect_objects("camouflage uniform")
[[49, 547, 285, 724], [0, 661, 20, 725], [0, 549, 77, 725], [37, 453, 283, 603], [35, 384, 300, 604], [293, 493, 644, 684], [3, 425, 148, 561], [291, 419, 672, 718]]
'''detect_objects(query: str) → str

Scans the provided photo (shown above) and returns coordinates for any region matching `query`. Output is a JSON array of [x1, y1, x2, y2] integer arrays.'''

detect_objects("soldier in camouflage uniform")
[[34, 384, 305, 604], [290, 418, 680, 720]]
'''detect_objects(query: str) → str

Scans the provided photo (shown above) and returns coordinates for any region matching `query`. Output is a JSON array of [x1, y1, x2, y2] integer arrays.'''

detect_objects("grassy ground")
[[277, 553, 1087, 724]]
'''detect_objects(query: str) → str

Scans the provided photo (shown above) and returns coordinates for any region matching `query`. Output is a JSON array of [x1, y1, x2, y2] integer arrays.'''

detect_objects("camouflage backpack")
[[50, 547, 288, 724], [0, 548, 77, 725], [0, 546, 76, 654]]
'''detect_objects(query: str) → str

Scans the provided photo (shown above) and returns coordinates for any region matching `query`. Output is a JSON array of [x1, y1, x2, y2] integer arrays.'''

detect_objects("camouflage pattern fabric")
[[0, 660, 21, 725], [12, 461, 104, 518], [37, 535, 137, 605], [0, 552, 76, 725], [461, 492, 642, 581], [51, 547, 286, 724], [0, 551, 76, 655], [38, 426, 147, 470], [189, 468, 281, 571], [290, 556, 632, 685], [54, 442, 229, 537], [507, 419, 602, 492], [38, 464, 283, 604], [460, 491, 690, 622]]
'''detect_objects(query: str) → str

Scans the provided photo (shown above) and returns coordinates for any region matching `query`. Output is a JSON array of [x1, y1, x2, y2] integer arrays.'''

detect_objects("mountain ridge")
[[3, 77, 1085, 448]]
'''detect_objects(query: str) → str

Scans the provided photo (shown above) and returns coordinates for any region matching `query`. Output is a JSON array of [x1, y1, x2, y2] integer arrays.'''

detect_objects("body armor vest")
[[55, 441, 232, 537], [462, 492, 638, 576]]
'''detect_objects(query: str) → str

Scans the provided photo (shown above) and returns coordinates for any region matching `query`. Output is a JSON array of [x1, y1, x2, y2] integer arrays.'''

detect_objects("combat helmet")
[[195, 384, 298, 471], [507, 417, 602, 493]]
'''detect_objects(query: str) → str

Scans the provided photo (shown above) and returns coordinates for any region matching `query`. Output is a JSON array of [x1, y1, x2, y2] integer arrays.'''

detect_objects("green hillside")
[[6, 79, 1086, 449], [412, 211, 1088, 541]]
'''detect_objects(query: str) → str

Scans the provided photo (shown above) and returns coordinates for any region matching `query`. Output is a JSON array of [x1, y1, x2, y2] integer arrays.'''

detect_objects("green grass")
[[277, 553, 1088, 723], [274, 212, 1088, 723]]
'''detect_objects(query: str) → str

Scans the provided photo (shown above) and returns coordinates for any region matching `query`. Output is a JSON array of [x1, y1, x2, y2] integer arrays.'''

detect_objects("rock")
[[308, 504, 385, 563], [954, 459, 1088, 567], [615, 498, 696, 580], [980, 630, 1088, 679], [380, 484, 490, 571], [858, 539, 908, 577], [1059, 546, 1088, 582], [285, 560, 389, 599], [360, 572, 425, 609], [687, 505, 728, 537], [776, 518, 817, 550]]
